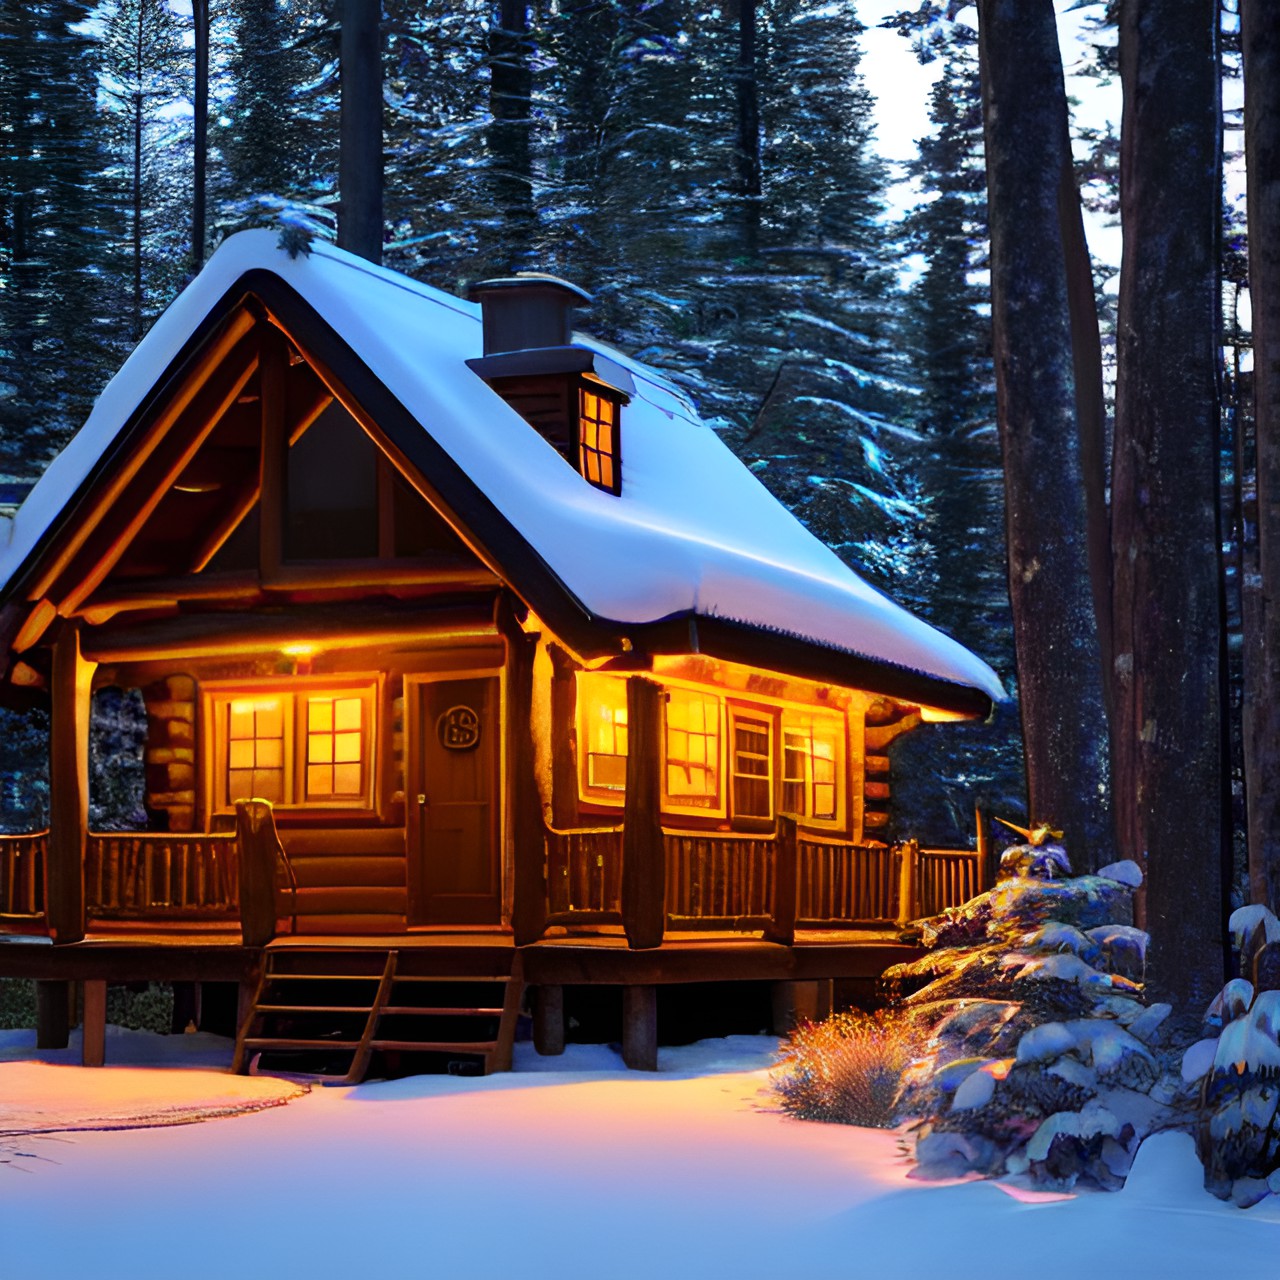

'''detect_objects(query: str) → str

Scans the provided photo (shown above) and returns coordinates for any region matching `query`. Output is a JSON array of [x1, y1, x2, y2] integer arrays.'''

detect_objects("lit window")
[[208, 681, 377, 813], [577, 673, 629, 802], [578, 388, 621, 494], [227, 697, 286, 805], [730, 711, 773, 820], [305, 695, 366, 800], [664, 688, 721, 810], [781, 712, 843, 822]]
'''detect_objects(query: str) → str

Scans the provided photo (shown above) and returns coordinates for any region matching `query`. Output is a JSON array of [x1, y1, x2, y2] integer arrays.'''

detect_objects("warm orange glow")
[[578, 672, 629, 796], [281, 642, 317, 658], [10, 661, 42, 688]]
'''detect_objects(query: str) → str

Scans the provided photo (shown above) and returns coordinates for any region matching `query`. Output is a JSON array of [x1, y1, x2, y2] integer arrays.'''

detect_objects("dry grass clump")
[[772, 1008, 920, 1128]]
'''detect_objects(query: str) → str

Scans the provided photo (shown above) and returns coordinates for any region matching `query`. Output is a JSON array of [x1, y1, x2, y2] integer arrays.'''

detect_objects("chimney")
[[469, 274, 593, 356]]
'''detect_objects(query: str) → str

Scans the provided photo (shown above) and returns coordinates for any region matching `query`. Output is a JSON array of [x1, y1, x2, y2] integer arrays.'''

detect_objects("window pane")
[[335, 731, 362, 763], [309, 700, 332, 732], [307, 764, 333, 795], [256, 738, 283, 769], [334, 698, 362, 732], [333, 763, 362, 795], [256, 701, 283, 739], [308, 733, 334, 764], [229, 739, 254, 770]]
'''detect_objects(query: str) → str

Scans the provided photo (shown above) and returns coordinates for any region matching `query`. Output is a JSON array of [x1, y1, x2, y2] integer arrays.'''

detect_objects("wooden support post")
[[896, 838, 920, 927], [510, 630, 548, 945], [35, 981, 72, 1050], [622, 984, 658, 1071], [258, 325, 288, 580], [622, 676, 665, 950], [82, 979, 107, 1067], [533, 984, 565, 1056], [549, 645, 580, 829], [48, 622, 94, 944], [771, 980, 828, 1034], [764, 814, 798, 945], [976, 806, 997, 888]]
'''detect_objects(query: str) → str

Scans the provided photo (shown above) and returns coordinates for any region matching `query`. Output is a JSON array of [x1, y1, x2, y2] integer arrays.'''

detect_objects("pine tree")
[[100, 0, 188, 339], [0, 0, 117, 478]]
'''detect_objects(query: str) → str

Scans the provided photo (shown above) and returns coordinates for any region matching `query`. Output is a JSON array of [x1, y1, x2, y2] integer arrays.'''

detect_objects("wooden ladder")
[[233, 947, 524, 1084]]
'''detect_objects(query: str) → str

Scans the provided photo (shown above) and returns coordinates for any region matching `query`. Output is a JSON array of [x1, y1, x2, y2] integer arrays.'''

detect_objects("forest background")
[[0, 0, 1269, 1009]]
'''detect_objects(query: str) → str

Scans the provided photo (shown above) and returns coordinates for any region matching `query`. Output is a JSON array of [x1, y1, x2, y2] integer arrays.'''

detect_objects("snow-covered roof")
[[0, 230, 1002, 708]]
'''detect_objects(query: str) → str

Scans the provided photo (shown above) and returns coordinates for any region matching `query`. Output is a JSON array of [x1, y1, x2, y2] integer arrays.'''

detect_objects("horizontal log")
[[290, 886, 407, 915], [285, 855, 407, 888], [281, 828, 406, 857]]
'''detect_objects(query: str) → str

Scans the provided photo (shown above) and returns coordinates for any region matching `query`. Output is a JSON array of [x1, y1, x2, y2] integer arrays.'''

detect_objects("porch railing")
[[914, 845, 983, 920], [0, 831, 46, 920], [664, 830, 775, 928], [538, 821, 986, 940], [545, 824, 624, 924], [85, 831, 239, 919], [797, 835, 899, 925]]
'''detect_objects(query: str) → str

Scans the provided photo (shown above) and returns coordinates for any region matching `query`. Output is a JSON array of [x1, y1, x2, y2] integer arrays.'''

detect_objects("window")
[[578, 387, 621, 495], [577, 673, 629, 802], [730, 710, 773, 821], [663, 688, 721, 811], [781, 711, 843, 823], [207, 680, 377, 814]]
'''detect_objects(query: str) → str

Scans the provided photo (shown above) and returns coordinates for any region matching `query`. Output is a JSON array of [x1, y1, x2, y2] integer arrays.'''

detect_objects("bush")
[[772, 1008, 921, 1128]]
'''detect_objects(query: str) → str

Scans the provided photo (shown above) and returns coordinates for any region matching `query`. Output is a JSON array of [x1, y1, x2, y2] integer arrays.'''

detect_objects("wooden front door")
[[407, 675, 501, 925]]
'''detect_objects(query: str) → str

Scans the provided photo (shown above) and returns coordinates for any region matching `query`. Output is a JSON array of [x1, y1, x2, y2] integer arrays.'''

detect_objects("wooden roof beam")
[[28, 309, 257, 604]]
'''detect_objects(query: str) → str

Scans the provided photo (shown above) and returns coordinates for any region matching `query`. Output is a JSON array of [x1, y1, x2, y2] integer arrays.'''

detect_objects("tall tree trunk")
[[192, 0, 208, 270], [1112, 0, 1226, 1008], [976, 0, 1111, 870], [132, 88, 143, 339], [735, 0, 761, 258], [338, 0, 383, 264], [1242, 0, 1280, 912], [487, 0, 533, 268]]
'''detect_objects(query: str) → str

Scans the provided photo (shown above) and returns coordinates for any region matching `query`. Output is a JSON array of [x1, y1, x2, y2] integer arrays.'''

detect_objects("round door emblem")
[[437, 705, 481, 751]]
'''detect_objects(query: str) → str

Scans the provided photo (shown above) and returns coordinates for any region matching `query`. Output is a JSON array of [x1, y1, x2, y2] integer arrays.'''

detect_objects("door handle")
[[417, 793, 428, 806]]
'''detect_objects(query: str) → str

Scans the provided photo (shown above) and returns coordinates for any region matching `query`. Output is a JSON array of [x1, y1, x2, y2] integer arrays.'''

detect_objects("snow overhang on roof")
[[0, 231, 1004, 714]]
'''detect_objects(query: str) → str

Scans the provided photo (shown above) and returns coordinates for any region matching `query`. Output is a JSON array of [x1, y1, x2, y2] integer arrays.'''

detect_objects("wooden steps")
[[277, 828, 408, 935], [232, 945, 524, 1084]]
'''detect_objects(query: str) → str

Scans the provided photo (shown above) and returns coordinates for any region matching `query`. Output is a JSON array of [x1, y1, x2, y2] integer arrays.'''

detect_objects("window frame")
[[660, 686, 726, 818], [203, 675, 381, 818], [576, 672, 630, 806], [779, 708, 846, 830], [728, 703, 775, 827], [575, 382, 623, 496]]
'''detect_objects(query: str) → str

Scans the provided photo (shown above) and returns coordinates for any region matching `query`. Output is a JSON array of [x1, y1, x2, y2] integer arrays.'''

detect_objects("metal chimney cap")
[[468, 274, 593, 304]]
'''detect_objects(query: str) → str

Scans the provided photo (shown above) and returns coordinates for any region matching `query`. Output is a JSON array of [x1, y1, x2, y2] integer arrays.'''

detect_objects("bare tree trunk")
[[976, 0, 1111, 870], [192, 0, 209, 270], [1112, 0, 1227, 1008], [1242, 0, 1280, 912], [338, 0, 383, 264], [487, 0, 534, 267], [735, 0, 761, 258]]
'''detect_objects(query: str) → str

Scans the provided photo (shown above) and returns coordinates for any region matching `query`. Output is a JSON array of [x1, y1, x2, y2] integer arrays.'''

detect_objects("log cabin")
[[0, 231, 1003, 1077]]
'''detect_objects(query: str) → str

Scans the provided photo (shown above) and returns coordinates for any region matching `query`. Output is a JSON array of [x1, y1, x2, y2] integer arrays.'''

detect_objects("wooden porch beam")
[[510, 628, 548, 945], [43, 340, 260, 616], [30, 311, 256, 603], [622, 984, 658, 1070], [621, 676, 665, 950], [258, 325, 288, 580], [48, 622, 94, 944]]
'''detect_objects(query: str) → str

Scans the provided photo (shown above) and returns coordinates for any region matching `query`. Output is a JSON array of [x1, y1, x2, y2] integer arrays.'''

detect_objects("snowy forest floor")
[[0, 1029, 1275, 1278]]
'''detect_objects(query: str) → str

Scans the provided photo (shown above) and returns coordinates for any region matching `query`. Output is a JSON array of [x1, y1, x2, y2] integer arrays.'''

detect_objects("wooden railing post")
[[48, 622, 94, 944], [764, 815, 798, 945], [236, 799, 282, 947], [895, 838, 920, 927], [622, 676, 665, 949]]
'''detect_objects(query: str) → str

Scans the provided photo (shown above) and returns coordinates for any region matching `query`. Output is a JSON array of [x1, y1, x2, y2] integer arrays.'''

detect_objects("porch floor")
[[0, 925, 918, 986]]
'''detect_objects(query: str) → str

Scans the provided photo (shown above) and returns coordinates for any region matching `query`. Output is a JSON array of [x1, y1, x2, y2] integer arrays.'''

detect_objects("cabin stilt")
[[622, 984, 658, 1071]]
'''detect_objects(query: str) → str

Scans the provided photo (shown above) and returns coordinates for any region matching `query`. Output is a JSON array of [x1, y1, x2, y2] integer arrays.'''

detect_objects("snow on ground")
[[1, 1029, 1276, 1279]]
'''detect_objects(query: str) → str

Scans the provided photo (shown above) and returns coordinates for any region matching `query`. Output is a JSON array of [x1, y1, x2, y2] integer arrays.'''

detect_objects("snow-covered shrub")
[[772, 1008, 923, 1128], [882, 844, 1181, 1190], [1184, 905, 1280, 1207]]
